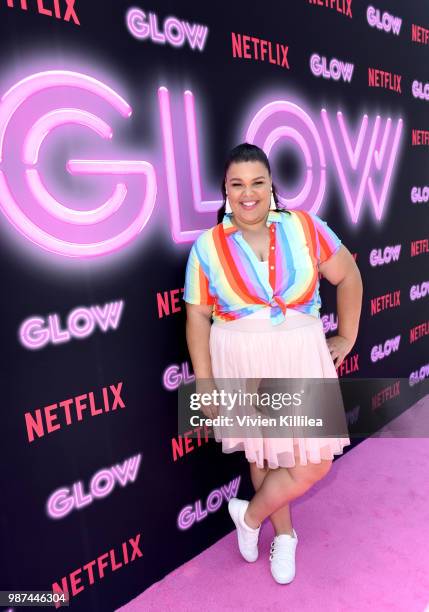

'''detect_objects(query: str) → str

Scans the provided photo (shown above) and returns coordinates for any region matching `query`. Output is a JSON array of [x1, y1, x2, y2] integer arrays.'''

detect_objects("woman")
[[183, 143, 362, 584]]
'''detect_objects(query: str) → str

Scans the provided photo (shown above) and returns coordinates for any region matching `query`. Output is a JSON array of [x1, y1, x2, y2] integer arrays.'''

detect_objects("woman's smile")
[[239, 200, 259, 211]]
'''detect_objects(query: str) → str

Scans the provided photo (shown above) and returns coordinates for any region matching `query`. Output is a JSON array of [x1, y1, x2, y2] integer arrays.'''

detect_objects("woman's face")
[[225, 161, 272, 226]]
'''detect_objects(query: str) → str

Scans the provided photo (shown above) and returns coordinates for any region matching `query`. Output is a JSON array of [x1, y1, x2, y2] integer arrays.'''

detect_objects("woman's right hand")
[[195, 377, 219, 419]]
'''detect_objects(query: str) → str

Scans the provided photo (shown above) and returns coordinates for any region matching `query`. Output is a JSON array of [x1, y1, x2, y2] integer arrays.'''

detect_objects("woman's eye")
[[232, 182, 264, 187]]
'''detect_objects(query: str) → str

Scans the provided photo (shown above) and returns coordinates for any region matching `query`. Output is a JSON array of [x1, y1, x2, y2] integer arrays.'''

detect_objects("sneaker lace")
[[269, 538, 295, 561]]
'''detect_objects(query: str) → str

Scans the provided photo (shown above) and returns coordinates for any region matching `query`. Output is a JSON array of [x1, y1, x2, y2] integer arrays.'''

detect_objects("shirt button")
[[270, 265, 275, 270], [271, 246, 275, 250]]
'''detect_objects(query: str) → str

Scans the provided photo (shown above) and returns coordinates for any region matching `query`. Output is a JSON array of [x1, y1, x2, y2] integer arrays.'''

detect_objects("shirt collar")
[[222, 210, 282, 234]]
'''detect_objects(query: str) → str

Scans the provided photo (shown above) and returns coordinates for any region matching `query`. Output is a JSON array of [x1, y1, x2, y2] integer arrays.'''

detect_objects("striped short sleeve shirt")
[[183, 209, 342, 326]]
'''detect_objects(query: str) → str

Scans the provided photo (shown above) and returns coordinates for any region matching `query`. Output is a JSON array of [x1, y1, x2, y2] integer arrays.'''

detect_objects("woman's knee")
[[289, 459, 332, 488]]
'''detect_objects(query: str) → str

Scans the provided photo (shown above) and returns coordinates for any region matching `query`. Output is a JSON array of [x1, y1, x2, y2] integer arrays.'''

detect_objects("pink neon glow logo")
[[0, 70, 157, 258], [411, 186, 429, 203], [310, 54, 354, 83], [126, 7, 209, 51], [410, 281, 429, 301], [321, 312, 338, 333], [409, 363, 429, 386], [370, 335, 401, 362], [163, 361, 195, 390], [18, 299, 124, 349], [367, 6, 402, 35], [369, 245, 401, 266], [177, 476, 240, 530], [0, 69, 403, 258], [46, 453, 142, 519], [412, 80, 429, 101], [161, 90, 403, 242]]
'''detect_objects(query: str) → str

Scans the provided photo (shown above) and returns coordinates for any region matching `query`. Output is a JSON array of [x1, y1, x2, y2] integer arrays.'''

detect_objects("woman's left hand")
[[325, 335, 355, 369]]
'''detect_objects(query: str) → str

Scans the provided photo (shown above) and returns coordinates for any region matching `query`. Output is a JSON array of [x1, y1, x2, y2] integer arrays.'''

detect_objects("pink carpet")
[[118, 395, 429, 612]]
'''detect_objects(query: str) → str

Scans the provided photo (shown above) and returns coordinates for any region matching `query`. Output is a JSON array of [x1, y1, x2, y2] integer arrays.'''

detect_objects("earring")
[[225, 195, 232, 214], [269, 190, 276, 210]]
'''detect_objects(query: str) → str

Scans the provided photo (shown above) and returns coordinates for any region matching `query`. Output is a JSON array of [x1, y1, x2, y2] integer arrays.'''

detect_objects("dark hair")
[[217, 142, 291, 225]]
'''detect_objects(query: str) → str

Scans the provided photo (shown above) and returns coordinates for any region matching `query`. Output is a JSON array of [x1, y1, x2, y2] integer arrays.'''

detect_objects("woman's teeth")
[[240, 201, 258, 209]]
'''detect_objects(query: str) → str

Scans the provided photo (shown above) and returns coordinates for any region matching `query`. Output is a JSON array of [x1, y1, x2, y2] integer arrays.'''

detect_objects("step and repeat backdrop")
[[0, 1, 428, 610]]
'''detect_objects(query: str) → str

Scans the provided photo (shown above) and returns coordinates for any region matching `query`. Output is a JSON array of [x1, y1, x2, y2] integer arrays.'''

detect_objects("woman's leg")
[[249, 460, 294, 536], [245, 458, 333, 529], [249, 460, 268, 490]]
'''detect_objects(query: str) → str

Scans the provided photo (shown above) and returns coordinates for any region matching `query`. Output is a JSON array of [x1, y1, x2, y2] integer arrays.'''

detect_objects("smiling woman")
[[183, 142, 363, 584]]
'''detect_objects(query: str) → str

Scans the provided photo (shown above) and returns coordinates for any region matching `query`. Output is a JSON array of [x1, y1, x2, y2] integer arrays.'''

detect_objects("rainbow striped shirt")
[[183, 209, 342, 326]]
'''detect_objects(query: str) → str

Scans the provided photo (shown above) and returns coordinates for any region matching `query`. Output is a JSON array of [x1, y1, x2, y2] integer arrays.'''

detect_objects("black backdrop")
[[0, 1, 428, 611]]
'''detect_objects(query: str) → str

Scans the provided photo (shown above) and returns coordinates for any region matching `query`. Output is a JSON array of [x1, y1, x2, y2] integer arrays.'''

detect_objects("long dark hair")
[[217, 142, 291, 225]]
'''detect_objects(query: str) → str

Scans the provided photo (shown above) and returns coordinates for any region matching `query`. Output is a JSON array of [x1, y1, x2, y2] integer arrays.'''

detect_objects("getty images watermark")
[[178, 377, 349, 439], [188, 385, 325, 427], [177, 377, 429, 439]]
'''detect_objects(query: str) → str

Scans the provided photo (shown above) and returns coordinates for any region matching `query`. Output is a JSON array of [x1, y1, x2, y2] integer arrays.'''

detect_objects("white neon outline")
[[321, 110, 380, 223], [23, 108, 113, 165], [0, 70, 159, 257], [337, 112, 368, 170], [0, 165, 156, 257], [184, 90, 222, 211], [26, 170, 127, 225], [264, 126, 313, 207], [0, 70, 131, 163], [245, 99, 326, 213], [367, 118, 403, 220], [158, 86, 202, 243]]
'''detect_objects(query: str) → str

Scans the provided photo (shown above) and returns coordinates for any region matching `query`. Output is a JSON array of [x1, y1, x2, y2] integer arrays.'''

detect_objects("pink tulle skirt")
[[209, 307, 351, 469]]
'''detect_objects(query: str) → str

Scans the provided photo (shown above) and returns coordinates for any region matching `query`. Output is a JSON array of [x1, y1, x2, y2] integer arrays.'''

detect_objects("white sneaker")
[[269, 529, 298, 584], [228, 498, 261, 562]]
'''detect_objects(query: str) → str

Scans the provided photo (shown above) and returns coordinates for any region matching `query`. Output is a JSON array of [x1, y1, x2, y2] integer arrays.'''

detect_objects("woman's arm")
[[318, 244, 363, 366], [185, 303, 219, 417], [185, 303, 214, 379]]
